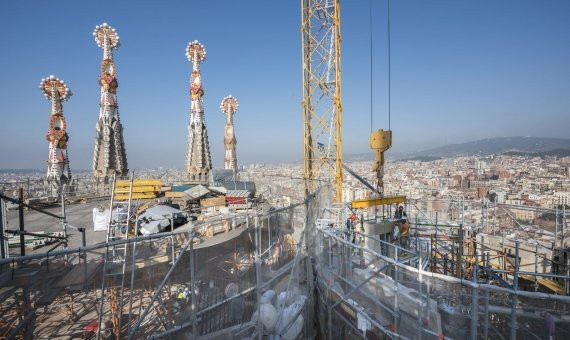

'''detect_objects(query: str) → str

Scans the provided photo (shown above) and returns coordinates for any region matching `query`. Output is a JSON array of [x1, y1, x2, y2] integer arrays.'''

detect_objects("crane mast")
[[302, 0, 343, 203]]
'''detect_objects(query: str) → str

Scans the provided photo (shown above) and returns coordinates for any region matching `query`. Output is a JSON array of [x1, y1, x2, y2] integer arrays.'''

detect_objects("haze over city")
[[1, 0, 568, 169]]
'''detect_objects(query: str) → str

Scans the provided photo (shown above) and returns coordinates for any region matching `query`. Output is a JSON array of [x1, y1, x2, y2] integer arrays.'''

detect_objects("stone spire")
[[185, 40, 212, 184], [220, 95, 239, 174], [92, 23, 128, 182], [39, 75, 72, 196]]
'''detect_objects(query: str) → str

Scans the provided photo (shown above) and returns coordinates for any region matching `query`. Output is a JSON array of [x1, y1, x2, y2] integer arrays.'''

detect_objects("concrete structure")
[[40, 75, 72, 195], [92, 23, 128, 183], [185, 40, 212, 184], [220, 95, 239, 174]]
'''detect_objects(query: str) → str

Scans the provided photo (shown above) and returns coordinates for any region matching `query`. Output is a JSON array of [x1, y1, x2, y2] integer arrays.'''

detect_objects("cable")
[[369, 0, 373, 133], [387, 0, 391, 130]]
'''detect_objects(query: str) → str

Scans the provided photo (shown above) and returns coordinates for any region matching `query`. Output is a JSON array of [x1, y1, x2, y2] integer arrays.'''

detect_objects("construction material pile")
[[114, 179, 162, 201], [165, 184, 226, 210]]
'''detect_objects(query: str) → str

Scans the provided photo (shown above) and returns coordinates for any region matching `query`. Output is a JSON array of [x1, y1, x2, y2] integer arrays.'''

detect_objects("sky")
[[0, 0, 569, 169]]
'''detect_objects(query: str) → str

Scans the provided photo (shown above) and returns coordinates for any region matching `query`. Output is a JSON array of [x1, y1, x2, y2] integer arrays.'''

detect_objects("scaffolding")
[[97, 173, 134, 339], [311, 196, 570, 339], [0, 187, 319, 338], [1, 186, 570, 339]]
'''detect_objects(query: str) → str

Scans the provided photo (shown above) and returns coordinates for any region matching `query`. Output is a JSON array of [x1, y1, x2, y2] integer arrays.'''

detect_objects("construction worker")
[[401, 219, 410, 236], [400, 218, 410, 248], [393, 205, 410, 248], [394, 205, 407, 219]]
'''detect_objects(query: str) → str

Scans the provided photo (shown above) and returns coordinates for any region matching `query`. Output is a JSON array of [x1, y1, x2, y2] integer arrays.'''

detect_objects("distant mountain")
[[406, 137, 570, 159], [344, 137, 570, 162], [0, 169, 43, 174], [344, 153, 374, 162], [344, 152, 437, 162], [0, 169, 91, 174], [502, 149, 570, 158]]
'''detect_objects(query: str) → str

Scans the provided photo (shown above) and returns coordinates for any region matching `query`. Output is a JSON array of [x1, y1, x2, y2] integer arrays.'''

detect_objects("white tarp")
[[182, 185, 210, 200], [138, 205, 187, 235]]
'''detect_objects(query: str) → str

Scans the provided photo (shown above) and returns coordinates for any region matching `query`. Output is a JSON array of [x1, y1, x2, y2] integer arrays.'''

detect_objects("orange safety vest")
[[401, 222, 410, 236]]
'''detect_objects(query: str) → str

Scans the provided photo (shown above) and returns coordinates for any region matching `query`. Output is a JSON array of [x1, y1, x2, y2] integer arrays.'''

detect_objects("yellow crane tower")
[[303, 0, 398, 206], [301, 0, 343, 203]]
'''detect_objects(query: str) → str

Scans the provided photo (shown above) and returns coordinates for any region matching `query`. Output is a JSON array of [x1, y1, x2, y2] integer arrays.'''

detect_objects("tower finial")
[[93, 23, 120, 60], [185, 40, 212, 184], [186, 40, 206, 71], [40, 76, 72, 196], [220, 95, 239, 174], [92, 23, 128, 184]]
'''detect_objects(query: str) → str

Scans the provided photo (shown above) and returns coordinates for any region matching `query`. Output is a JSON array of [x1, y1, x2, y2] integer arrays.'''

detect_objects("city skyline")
[[1, 0, 569, 169]]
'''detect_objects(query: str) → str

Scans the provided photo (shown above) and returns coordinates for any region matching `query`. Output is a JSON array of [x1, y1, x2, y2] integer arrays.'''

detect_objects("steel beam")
[[351, 195, 406, 209]]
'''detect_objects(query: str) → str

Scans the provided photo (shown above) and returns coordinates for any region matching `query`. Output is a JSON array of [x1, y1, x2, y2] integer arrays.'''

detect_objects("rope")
[[371, 0, 392, 131], [369, 0, 374, 133], [387, 0, 392, 130]]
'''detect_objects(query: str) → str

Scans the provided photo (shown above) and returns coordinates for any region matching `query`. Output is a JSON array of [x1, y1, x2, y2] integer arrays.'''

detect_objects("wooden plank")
[[114, 192, 158, 201], [201, 196, 226, 207], [114, 185, 161, 193], [165, 191, 185, 198], [521, 275, 566, 295], [116, 179, 162, 187]]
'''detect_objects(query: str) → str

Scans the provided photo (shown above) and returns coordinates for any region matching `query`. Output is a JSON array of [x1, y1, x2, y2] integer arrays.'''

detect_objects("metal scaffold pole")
[[483, 287, 490, 339], [327, 236, 332, 338], [459, 223, 464, 278], [61, 186, 67, 236], [555, 206, 559, 249], [254, 215, 262, 340], [0, 198, 7, 260], [61, 185, 69, 263], [127, 193, 141, 335], [417, 247, 423, 340], [18, 188, 25, 257], [493, 202, 497, 235], [471, 252, 479, 339], [190, 231, 197, 338], [510, 242, 519, 340], [563, 204, 566, 248], [394, 247, 399, 331]]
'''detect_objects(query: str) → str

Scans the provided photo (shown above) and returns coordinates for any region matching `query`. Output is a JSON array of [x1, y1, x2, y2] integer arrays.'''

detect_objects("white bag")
[[93, 208, 110, 232]]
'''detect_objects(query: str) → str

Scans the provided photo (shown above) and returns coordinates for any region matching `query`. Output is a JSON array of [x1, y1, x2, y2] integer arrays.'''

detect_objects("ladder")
[[97, 172, 134, 340]]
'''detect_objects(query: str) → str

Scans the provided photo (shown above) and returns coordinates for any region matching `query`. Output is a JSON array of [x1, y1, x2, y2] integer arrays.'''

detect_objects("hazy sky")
[[0, 0, 568, 169]]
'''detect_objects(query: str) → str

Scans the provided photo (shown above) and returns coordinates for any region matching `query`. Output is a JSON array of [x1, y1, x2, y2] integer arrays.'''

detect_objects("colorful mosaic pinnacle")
[[185, 40, 212, 184], [92, 23, 128, 181], [40, 75, 72, 194], [220, 95, 239, 174]]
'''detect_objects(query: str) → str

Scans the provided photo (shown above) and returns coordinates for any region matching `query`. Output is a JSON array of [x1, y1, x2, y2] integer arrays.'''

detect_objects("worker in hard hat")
[[393, 206, 410, 248], [394, 219, 410, 249], [394, 205, 407, 219]]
